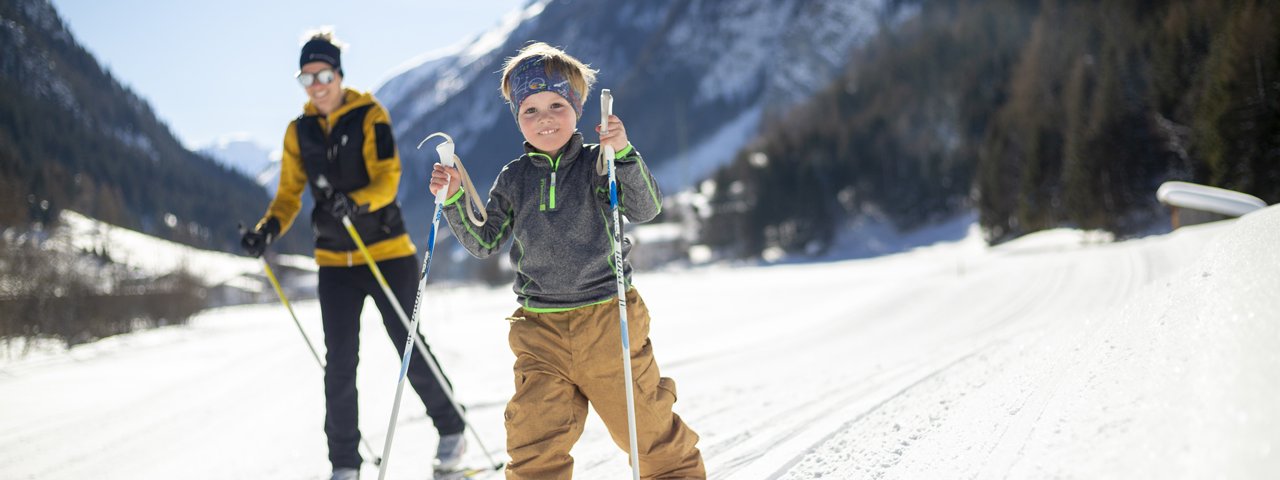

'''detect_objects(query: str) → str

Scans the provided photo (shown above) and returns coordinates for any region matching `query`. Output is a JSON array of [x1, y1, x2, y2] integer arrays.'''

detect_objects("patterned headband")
[[507, 57, 581, 120]]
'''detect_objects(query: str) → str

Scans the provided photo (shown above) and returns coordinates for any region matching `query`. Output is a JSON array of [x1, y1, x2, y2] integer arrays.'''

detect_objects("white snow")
[[2, 206, 1277, 479], [374, 0, 551, 122], [664, 0, 884, 107], [54, 210, 313, 288], [654, 105, 763, 190]]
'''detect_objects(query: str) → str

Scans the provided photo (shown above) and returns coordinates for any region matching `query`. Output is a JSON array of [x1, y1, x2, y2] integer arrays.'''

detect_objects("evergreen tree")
[[701, 0, 1278, 257]]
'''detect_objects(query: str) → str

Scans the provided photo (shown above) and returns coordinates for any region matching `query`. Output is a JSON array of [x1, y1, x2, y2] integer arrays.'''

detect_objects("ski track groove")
[[763, 335, 1019, 480], [992, 246, 1160, 479], [700, 259, 1067, 478], [716, 339, 1007, 480], [753, 245, 1140, 478]]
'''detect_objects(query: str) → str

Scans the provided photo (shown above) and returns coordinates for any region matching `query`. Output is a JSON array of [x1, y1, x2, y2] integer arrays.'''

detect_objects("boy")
[[429, 42, 706, 479]]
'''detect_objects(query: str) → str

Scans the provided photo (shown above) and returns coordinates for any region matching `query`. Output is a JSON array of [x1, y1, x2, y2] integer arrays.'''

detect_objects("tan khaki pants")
[[504, 288, 706, 479]]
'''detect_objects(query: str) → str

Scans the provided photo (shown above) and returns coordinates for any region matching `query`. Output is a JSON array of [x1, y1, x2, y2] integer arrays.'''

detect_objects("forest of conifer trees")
[[701, 0, 1278, 257], [0, 0, 309, 254]]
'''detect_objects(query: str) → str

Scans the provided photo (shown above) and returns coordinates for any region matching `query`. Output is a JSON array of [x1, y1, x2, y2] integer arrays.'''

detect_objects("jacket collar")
[[303, 88, 373, 119], [523, 132, 584, 168]]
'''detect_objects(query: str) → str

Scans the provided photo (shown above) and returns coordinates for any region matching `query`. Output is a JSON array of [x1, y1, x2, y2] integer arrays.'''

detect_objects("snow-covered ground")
[[2, 206, 1277, 479], [53, 210, 314, 293]]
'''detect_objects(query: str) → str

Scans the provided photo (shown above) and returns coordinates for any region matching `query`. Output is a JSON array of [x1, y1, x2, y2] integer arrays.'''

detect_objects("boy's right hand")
[[430, 163, 461, 199]]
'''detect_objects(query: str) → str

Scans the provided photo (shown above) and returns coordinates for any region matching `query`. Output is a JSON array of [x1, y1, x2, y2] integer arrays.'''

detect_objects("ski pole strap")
[[596, 147, 611, 177], [452, 157, 488, 227], [595, 142, 638, 177], [418, 132, 488, 227]]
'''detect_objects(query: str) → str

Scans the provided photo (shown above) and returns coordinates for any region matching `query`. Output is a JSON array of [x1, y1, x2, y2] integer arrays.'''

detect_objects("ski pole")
[[313, 200, 439, 380], [601, 89, 642, 480], [345, 135, 498, 479], [258, 257, 383, 465]]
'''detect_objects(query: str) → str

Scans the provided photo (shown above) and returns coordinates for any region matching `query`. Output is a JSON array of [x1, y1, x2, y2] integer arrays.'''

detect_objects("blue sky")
[[51, 0, 525, 151]]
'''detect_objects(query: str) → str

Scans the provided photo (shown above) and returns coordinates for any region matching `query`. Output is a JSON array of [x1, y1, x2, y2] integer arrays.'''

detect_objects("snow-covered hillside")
[[199, 136, 277, 192], [49, 210, 312, 293], [2, 206, 1277, 479], [374, 0, 890, 245]]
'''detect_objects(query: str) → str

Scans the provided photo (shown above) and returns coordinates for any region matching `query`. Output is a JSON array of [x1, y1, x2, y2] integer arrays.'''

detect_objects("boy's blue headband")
[[508, 57, 581, 120]]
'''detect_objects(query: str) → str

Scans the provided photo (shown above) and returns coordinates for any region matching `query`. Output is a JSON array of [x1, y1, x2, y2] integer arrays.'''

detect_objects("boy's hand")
[[431, 163, 461, 199], [595, 114, 629, 153]]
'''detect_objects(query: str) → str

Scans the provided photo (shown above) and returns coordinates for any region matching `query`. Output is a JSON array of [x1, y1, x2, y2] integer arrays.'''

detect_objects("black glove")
[[326, 192, 359, 219], [240, 218, 280, 258]]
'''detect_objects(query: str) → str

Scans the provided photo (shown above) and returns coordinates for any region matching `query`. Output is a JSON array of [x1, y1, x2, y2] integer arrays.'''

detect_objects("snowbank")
[[783, 207, 1280, 479]]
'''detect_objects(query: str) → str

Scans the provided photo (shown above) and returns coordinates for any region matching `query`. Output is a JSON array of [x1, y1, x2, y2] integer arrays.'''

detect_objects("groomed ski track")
[[2, 206, 1276, 479]]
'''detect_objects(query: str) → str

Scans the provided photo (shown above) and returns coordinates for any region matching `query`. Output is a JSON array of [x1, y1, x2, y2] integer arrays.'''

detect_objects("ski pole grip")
[[416, 132, 456, 168], [436, 140, 455, 168], [435, 140, 455, 206], [600, 89, 613, 135], [416, 132, 456, 204], [600, 89, 615, 160]]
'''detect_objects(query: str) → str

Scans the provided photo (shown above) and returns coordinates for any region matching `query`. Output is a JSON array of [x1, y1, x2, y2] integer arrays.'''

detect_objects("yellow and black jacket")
[[257, 88, 415, 266]]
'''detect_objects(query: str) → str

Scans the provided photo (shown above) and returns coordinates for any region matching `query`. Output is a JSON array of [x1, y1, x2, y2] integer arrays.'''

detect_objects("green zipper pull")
[[550, 171, 557, 210]]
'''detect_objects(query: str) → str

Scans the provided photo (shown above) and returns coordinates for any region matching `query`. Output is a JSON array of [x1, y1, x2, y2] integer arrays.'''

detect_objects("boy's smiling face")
[[517, 91, 578, 155]]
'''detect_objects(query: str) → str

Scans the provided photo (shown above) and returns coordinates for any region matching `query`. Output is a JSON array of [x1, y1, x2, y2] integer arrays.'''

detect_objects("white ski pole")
[[373, 134, 503, 479], [602, 89, 642, 480], [315, 172, 500, 474]]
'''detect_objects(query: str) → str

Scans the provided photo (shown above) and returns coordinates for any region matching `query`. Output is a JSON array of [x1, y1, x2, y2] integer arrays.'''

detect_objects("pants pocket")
[[504, 370, 587, 478]]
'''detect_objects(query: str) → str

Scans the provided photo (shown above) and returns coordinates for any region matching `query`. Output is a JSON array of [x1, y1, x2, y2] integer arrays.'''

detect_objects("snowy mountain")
[[375, 0, 890, 242], [199, 135, 275, 191], [198, 135, 320, 235], [3, 206, 1276, 479], [0, 0, 275, 252]]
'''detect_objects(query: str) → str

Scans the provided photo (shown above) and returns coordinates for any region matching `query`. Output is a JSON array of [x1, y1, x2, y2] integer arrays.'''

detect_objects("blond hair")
[[300, 26, 347, 50], [500, 42, 597, 107]]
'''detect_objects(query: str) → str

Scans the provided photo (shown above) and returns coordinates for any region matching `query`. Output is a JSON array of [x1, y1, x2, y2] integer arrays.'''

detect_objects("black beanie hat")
[[299, 39, 341, 72]]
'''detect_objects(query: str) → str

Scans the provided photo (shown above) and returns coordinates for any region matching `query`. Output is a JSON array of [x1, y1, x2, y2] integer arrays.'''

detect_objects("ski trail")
[[0, 216, 1251, 480], [647, 246, 1074, 478], [775, 223, 1231, 479]]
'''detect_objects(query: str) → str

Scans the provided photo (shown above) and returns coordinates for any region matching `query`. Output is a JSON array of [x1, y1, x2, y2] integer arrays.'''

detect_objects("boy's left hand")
[[595, 114, 629, 153]]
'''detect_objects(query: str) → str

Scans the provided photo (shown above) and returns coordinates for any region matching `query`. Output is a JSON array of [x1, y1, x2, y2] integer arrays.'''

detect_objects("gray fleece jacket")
[[442, 132, 662, 311]]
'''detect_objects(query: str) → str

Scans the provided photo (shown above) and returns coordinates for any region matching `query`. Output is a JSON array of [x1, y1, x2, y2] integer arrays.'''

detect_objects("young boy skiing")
[[429, 42, 706, 479]]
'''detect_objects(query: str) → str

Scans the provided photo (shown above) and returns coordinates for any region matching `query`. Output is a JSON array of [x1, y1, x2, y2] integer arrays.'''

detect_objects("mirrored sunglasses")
[[296, 69, 336, 87]]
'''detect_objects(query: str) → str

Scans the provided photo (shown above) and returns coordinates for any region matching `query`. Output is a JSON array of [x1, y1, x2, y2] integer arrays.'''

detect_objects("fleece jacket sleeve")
[[614, 145, 662, 223], [442, 166, 516, 259]]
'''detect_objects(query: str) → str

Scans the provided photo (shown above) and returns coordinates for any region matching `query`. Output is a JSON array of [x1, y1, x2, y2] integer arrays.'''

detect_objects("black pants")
[[319, 255, 465, 469]]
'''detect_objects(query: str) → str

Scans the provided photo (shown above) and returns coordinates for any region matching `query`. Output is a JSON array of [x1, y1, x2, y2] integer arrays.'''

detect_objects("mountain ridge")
[[0, 0, 309, 254], [374, 0, 890, 247]]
